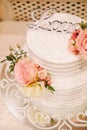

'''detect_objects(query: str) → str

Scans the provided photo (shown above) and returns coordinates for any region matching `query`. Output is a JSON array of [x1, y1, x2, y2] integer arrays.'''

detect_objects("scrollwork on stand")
[[27, 105, 60, 130], [68, 112, 87, 127], [1, 63, 87, 129]]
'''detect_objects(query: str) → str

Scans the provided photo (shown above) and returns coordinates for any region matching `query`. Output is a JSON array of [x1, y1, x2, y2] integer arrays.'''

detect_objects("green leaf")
[[20, 50, 24, 53], [9, 46, 14, 52], [0, 59, 7, 63], [80, 22, 87, 30], [24, 54, 27, 57], [10, 68, 14, 72], [50, 118, 56, 125], [9, 67, 14, 72], [9, 64, 14, 72], [11, 55, 16, 60], [17, 56, 22, 60], [9, 64, 14, 68], [21, 51, 27, 55], [1, 44, 28, 72], [16, 44, 21, 49], [6, 55, 13, 61], [46, 85, 55, 93], [14, 51, 19, 56]]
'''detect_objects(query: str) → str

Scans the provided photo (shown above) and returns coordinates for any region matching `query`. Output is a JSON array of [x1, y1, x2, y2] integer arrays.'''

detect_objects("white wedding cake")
[[26, 11, 87, 119], [1, 9, 87, 130]]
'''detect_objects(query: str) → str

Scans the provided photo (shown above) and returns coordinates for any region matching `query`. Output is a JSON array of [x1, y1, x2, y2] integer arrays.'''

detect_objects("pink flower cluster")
[[14, 58, 51, 86], [68, 29, 87, 58], [33, 62, 51, 85], [37, 68, 51, 85]]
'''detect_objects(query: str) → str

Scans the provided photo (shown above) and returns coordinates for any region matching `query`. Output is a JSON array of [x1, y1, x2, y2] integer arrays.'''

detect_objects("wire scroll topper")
[[28, 8, 81, 33]]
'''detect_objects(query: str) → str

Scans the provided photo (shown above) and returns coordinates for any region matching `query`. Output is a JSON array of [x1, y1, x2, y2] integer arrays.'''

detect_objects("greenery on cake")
[[79, 22, 87, 30], [1, 45, 55, 96], [1, 44, 27, 72], [68, 21, 87, 58]]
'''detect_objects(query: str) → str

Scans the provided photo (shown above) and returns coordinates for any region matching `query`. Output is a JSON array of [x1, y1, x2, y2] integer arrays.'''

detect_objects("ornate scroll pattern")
[[27, 105, 60, 130], [0, 64, 87, 130], [28, 8, 80, 33], [68, 112, 87, 127]]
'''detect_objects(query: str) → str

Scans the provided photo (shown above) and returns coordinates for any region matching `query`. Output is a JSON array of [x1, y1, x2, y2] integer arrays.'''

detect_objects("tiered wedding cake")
[[26, 10, 87, 119], [1, 9, 87, 129]]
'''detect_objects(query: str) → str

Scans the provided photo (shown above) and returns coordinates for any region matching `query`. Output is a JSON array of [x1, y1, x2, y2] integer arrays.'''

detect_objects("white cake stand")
[[1, 63, 87, 130]]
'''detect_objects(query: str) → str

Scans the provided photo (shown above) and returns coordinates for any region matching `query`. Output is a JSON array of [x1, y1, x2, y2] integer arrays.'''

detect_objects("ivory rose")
[[14, 58, 37, 85], [38, 69, 47, 80], [76, 30, 87, 58]]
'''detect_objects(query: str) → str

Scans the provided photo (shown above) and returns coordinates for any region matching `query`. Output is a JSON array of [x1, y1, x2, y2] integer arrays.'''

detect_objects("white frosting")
[[27, 13, 82, 63], [26, 13, 87, 118], [27, 30, 79, 63], [52, 68, 87, 89]]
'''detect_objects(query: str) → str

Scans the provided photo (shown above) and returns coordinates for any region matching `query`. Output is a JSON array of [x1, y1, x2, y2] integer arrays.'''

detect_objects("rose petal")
[[14, 58, 37, 85]]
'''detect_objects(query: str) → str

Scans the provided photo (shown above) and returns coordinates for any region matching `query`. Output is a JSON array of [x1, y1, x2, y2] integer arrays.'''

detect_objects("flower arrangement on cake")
[[1, 45, 55, 97], [68, 22, 87, 58], [1, 21, 87, 97]]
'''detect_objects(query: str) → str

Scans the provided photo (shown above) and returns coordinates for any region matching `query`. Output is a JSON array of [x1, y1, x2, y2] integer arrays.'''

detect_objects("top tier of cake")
[[27, 13, 83, 64]]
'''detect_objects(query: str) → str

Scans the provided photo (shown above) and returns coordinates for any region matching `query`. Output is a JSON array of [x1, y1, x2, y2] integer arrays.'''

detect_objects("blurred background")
[[0, 0, 87, 21]]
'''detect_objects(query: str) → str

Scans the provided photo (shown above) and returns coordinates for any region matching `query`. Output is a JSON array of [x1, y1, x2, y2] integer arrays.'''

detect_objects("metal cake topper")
[[28, 8, 80, 33]]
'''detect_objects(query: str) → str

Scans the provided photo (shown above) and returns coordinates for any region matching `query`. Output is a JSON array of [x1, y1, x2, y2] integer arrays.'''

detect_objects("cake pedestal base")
[[1, 64, 87, 130]]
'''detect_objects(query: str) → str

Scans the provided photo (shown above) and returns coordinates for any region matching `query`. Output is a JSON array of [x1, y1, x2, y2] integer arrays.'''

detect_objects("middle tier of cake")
[[25, 44, 87, 119]]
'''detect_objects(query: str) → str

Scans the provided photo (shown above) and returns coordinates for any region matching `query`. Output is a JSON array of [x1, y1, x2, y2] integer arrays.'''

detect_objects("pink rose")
[[71, 30, 80, 40], [47, 80, 51, 85], [38, 69, 47, 80], [14, 59, 37, 85], [44, 76, 51, 81], [30, 62, 43, 70], [68, 39, 79, 55], [76, 30, 87, 58], [33, 63, 40, 69], [44, 75, 51, 85]]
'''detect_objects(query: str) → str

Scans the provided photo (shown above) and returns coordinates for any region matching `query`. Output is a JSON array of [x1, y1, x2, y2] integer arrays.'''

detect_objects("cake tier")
[[26, 12, 87, 118], [27, 13, 86, 90], [27, 13, 83, 64], [31, 83, 87, 119], [27, 49, 87, 90], [26, 42, 87, 118]]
